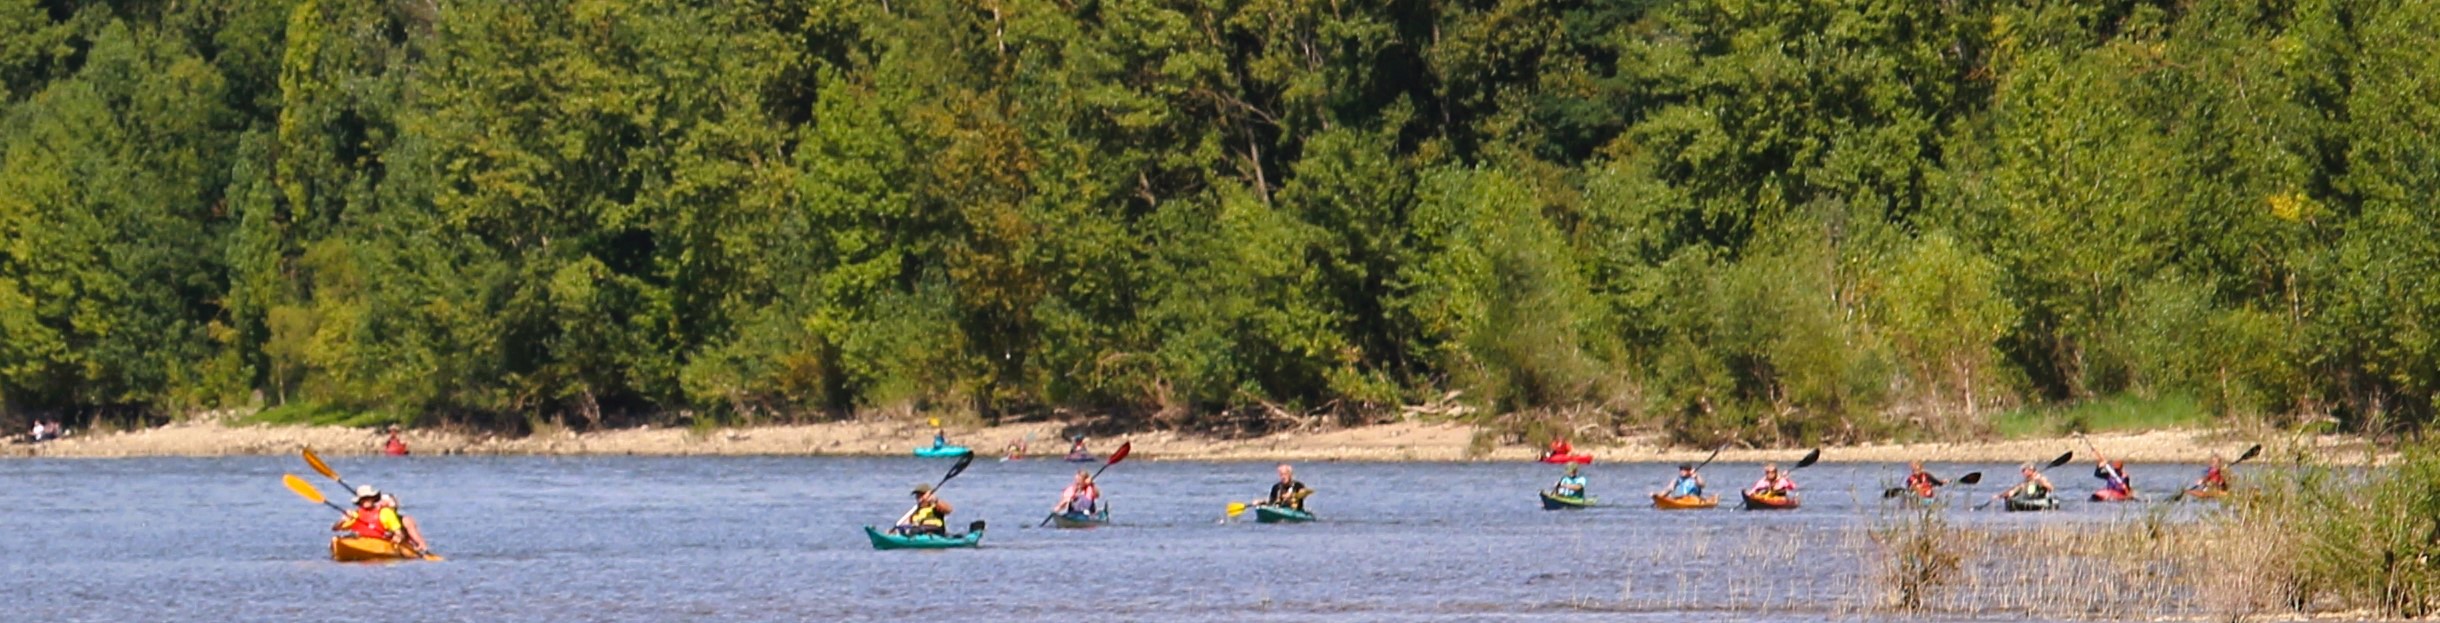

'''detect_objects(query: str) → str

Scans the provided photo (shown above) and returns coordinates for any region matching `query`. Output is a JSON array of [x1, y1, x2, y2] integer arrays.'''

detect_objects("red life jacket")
[[348, 508, 390, 539], [384, 435, 409, 456]]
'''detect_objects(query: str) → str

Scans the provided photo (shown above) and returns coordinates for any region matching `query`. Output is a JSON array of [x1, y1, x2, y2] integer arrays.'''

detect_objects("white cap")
[[354, 484, 381, 499]]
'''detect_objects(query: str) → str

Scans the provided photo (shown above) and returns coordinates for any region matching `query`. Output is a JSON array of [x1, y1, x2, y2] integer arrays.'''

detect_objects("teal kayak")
[[1049, 508, 1109, 529], [1539, 491, 1595, 510], [865, 521, 986, 550], [1252, 505, 1315, 523], [913, 445, 973, 458]]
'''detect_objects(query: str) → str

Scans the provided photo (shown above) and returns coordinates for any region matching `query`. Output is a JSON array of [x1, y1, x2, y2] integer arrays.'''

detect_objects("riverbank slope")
[[7, 417, 2327, 463]]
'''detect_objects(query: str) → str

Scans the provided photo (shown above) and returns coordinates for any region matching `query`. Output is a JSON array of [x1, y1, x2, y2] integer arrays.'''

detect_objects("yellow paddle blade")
[[1225, 502, 1249, 518], [283, 473, 326, 505], [302, 447, 340, 481], [420, 553, 446, 562]]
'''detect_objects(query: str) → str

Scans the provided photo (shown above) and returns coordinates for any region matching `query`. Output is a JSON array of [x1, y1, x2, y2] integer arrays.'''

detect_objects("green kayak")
[[2004, 496, 2061, 512], [865, 521, 987, 550], [1252, 505, 1315, 523], [1539, 491, 1596, 510], [1049, 508, 1109, 529]]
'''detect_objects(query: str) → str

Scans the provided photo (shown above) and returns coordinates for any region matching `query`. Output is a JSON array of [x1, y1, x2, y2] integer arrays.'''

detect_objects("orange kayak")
[[1650, 493, 1719, 510], [330, 537, 434, 562], [2184, 487, 2228, 500], [1740, 491, 1801, 510]]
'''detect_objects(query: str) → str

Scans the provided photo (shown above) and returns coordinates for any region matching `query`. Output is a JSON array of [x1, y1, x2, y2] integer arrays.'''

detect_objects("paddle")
[[1042, 442, 1133, 527], [301, 447, 358, 494], [1882, 471, 1983, 499], [283, 474, 442, 561], [2170, 444, 2264, 502], [1977, 451, 2076, 510]]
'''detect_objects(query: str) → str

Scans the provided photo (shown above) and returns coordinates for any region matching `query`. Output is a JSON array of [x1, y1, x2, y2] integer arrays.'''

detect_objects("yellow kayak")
[[330, 537, 437, 562], [1651, 493, 1720, 510]]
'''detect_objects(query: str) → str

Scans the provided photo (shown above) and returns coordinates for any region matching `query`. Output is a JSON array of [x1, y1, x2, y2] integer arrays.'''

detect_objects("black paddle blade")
[[942, 454, 975, 483], [1957, 472, 1983, 486], [2046, 451, 2075, 469], [1792, 448, 1821, 469], [2234, 444, 2263, 464], [1881, 487, 1905, 499]]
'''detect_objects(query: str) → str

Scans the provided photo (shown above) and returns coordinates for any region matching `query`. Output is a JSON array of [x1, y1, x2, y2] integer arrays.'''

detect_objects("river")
[[0, 456, 2224, 622]]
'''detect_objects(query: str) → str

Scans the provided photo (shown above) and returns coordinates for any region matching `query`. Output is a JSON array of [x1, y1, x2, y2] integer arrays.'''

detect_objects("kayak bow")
[[1539, 491, 1596, 510], [1252, 505, 1316, 523], [1740, 491, 1801, 511]]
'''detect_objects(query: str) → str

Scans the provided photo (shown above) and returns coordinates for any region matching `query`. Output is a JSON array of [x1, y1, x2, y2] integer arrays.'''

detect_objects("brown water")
[[0, 457, 2224, 622]]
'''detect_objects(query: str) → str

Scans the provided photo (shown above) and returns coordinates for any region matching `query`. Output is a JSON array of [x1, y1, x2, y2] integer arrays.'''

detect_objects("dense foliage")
[[1, 0, 2433, 439]]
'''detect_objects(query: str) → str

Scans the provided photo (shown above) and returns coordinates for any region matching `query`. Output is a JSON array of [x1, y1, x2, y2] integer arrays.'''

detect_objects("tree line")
[[1, 0, 2433, 441]]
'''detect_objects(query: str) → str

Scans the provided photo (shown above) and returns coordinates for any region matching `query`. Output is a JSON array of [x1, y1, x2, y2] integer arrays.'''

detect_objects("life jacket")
[[2200, 466, 2227, 488], [383, 435, 409, 456], [1066, 484, 1100, 514], [1670, 476, 1703, 497], [347, 508, 391, 539], [1906, 473, 1938, 497], [910, 501, 949, 527]]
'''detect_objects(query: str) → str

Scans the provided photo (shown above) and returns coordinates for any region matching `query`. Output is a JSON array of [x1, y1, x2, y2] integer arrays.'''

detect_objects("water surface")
[[0, 457, 2216, 622]]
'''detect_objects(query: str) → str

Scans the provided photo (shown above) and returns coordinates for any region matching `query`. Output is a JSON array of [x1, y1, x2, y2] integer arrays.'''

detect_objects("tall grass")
[[1857, 441, 2440, 619]]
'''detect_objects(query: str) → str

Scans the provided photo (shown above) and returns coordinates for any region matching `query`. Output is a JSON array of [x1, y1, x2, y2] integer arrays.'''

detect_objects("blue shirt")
[[1554, 475, 1587, 496], [1670, 476, 1704, 497]]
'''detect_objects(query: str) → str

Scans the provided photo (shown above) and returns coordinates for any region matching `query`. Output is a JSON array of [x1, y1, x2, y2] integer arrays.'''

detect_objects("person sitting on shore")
[[2190, 453, 2230, 493], [377, 493, 431, 553], [2002, 463, 2056, 501], [333, 486, 402, 542], [895, 484, 953, 536], [1053, 469, 1101, 518], [1265, 464, 1312, 511], [25, 420, 44, 442], [1551, 464, 1587, 499], [1904, 461, 1947, 498], [1660, 463, 1707, 499], [1747, 463, 1795, 498]]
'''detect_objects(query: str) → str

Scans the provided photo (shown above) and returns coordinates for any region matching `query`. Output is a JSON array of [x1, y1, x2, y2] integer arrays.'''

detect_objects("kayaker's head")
[[2020, 463, 2037, 478], [1909, 461, 1924, 474], [2209, 453, 2225, 468], [1761, 463, 1779, 478], [1074, 469, 1093, 485], [2111, 460, 2127, 472], [1276, 464, 1295, 483], [1677, 463, 1694, 476], [353, 485, 381, 508], [1564, 464, 1579, 476], [910, 483, 935, 503], [377, 493, 399, 509], [386, 424, 401, 434]]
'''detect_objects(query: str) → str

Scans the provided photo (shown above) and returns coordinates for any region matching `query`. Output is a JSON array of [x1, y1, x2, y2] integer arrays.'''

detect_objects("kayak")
[[2089, 489, 2138, 502], [2184, 487, 2228, 501], [330, 537, 430, 562], [865, 522, 987, 550], [1064, 453, 1097, 463], [1539, 491, 1596, 510], [1049, 509, 1110, 529], [1252, 505, 1316, 523], [1539, 453, 1594, 464], [1740, 491, 1801, 511], [913, 445, 973, 458], [1651, 493, 1719, 510], [2004, 495, 2061, 512]]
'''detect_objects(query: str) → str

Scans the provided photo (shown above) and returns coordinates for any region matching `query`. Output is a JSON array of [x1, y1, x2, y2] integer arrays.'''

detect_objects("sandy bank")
[[6, 417, 2347, 464]]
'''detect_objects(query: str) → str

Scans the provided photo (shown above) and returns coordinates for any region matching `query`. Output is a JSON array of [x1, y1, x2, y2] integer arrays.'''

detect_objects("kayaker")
[[2189, 453, 2230, 492], [894, 484, 953, 536], [1746, 463, 1795, 498], [376, 493, 431, 552], [2094, 457, 2137, 500], [1052, 469, 1101, 517], [932, 427, 949, 449], [2000, 463, 2056, 501], [1904, 461, 1947, 498], [382, 425, 409, 456], [1265, 464, 1312, 511], [1660, 463, 1706, 499], [1551, 464, 1587, 499], [331, 485, 401, 542], [1544, 438, 1574, 461]]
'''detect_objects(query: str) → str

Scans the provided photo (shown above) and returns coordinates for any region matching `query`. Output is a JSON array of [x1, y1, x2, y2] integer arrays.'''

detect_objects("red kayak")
[[1539, 453, 1594, 464], [2089, 489, 2136, 502]]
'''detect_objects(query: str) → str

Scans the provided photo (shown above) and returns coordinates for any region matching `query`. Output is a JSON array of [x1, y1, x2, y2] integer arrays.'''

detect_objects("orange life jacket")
[[348, 508, 390, 539]]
